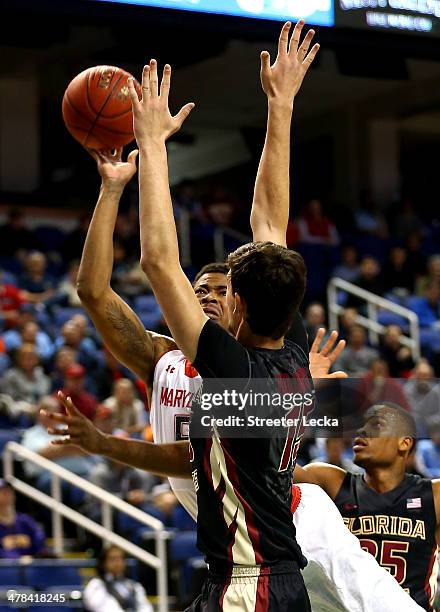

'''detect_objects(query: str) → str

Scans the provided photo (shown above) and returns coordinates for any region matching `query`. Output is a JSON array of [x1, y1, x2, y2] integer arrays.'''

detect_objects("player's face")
[[352, 407, 405, 468], [193, 273, 228, 330]]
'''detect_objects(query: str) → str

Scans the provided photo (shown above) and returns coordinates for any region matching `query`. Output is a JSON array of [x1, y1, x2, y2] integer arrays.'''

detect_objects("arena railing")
[[3, 442, 169, 612], [327, 277, 421, 361]]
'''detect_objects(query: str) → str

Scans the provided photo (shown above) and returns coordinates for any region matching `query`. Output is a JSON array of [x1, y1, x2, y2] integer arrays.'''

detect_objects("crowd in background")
[[0, 184, 439, 586]]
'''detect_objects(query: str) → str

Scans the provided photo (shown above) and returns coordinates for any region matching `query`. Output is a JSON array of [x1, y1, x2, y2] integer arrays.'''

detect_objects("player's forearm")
[[100, 435, 192, 478], [138, 141, 180, 271], [250, 100, 293, 246], [77, 184, 122, 302]]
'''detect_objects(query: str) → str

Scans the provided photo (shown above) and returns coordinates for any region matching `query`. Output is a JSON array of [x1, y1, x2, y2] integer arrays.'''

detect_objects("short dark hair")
[[227, 242, 306, 340], [368, 402, 417, 450], [193, 263, 229, 284], [96, 545, 125, 578]]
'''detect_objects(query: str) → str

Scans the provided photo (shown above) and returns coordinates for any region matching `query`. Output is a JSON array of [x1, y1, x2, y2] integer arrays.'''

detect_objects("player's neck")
[[236, 323, 284, 349], [363, 465, 405, 493]]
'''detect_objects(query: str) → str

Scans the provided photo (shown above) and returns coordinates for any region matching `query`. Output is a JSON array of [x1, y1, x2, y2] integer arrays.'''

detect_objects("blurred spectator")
[[393, 199, 424, 241], [404, 361, 440, 436], [416, 255, 440, 297], [55, 319, 100, 371], [356, 359, 410, 412], [379, 325, 414, 377], [405, 444, 425, 477], [332, 245, 360, 284], [0, 270, 25, 329], [312, 438, 362, 473], [0, 480, 46, 559], [338, 307, 358, 338], [405, 232, 427, 280], [56, 363, 97, 420], [111, 240, 151, 299], [303, 302, 327, 346], [0, 344, 50, 405], [94, 348, 131, 401], [286, 219, 299, 248], [21, 396, 96, 483], [0, 209, 40, 257], [172, 179, 204, 221], [61, 214, 90, 263], [102, 379, 148, 434], [50, 346, 78, 391], [333, 325, 379, 376], [415, 425, 440, 479], [346, 256, 384, 309], [3, 320, 54, 363], [83, 545, 153, 612], [47, 260, 82, 309], [410, 282, 440, 328], [205, 196, 235, 229], [297, 199, 339, 246], [18, 252, 55, 304], [382, 247, 414, 294], [354, 192, 388, 239]]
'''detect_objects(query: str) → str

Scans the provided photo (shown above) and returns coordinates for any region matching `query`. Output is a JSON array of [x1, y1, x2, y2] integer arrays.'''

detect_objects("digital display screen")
[[94, 0, 334, 27]]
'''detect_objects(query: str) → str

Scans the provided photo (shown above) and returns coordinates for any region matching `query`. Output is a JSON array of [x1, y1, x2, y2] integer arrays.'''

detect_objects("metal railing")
[[327, 277, 421, 361], [3, 442, 169, 612]]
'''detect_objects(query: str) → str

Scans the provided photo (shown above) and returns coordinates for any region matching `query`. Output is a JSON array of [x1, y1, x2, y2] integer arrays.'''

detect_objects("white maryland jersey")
[[150, 349, 201, 520]]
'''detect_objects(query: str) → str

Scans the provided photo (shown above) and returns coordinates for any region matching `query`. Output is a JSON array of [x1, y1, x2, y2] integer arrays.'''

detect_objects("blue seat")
[[134, 295, 159, 312], [139, 312, 162, 330], [377, 311, 408, 327], [0, 430, 21, 453], [0, 566, 21, 586], [53, 308, 85, 328], [171, 505, 196, 531], [170, 531, 199, 562], [25, 565, 82, 588]]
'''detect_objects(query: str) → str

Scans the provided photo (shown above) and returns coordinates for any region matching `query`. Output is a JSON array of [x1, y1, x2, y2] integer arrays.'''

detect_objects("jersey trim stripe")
[[424, 544, 439, 608]]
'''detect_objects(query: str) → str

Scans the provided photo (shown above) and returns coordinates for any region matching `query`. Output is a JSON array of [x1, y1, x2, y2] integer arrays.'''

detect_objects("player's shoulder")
[[153, 348, 200, 381], [283, 337, 309, 364], [403, 472, 433, 490]]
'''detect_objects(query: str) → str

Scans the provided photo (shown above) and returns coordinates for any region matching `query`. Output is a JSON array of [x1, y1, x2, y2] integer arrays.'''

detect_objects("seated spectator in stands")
[[56, 363, 97, 420], [61, 214, 90, 264], [55, 319, 100, 372], [404, 361, 440, 437], [83, 545, 153, 612], [379, 325, 414, 377], [410, 281, 440, 328], [111, 240, 151, 300], [416, 255, 440, 296], [415, 425, 440, 479], [47, 260, 82, 309], [312, 438, 362, 474], [0, 270, 25, 329], [205, 195, 236, 230], [286, 218, 299, 248], [22, 396, 96, 490], [354, 191, 388, 239], [332, 245, 360, 284], [103, 379, 148, 434], [0, 208, 40, 257], [50, 346, 78, 391], [297, 199, 339, 246], [382, 246, 414, 294], [346, 256, 384, 310], [172, 179, 205, 221], [3, 320, 54, 364], [94, 348, 132, 401], [393, 199, 424, 242], [338, 307, 358, 339], [355, 359, 411, 412], [303, 302, 327, 347], [18, 252, 56, 304], [0, 343, 50, 405], [0, 480, 46, 559], [333, 325, 379, 376]]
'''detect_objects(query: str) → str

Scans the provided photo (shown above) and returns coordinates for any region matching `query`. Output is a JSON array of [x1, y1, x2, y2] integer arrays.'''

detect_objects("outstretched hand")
[[260, 20, 319, 104], [42, 392, 106, 454], [88, 147, 138, 188], [309, 328, 347, 380], [127, 60, 195, 145]]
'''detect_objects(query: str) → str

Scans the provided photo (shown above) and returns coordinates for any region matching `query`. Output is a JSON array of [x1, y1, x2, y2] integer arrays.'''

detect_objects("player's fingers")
[[260, 51, 271, 75], [47, 427, 69, 436], [326, 371, 348, 379], [57, 392, 81, 419], [297, 29, 315, 61], [278, 21, 291, 56], [40, 410, 71, 425], [310, 327, 325, 353], [328, 339, 346, 363], [174, 103, 195, 128], [51, 438, 73, 446], [128, 77, 142, 110], [127, 149, 139, 166], [160, 64, 171, 102], [149, 59, 159, 98], [320, 330, 339, 356], [288, 20, 304, 55], [302, 43, 320, 72]]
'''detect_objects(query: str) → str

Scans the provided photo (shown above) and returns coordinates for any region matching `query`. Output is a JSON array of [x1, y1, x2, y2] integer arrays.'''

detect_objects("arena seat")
[[138, 312, 163, 330], [0, 429, 21, 453], [377, 311, 408, 327], [170, 531, 199, 562], [53, 308, 86, 328], [25, 565, 82, 589], [133, 295, 159, 313], [0, 566, 22, 586], [171, 505, 196, 531]]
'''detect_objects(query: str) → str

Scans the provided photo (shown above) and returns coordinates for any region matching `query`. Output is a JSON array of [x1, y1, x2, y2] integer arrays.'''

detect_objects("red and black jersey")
[[190, 319, 314, 574], [334, 472, 438, 611]]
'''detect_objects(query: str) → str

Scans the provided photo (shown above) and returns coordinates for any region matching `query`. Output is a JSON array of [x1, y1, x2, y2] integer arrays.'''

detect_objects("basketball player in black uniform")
[[123, 19, 319, 612], [295, 402, 440, 610]]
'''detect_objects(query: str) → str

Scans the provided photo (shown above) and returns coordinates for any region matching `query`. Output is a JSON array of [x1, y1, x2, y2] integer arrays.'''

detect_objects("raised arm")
[[76, 148, 175, 391], [128, 63, 208, 362], [293, 461, 346, 499], [44, 392, 191, 479], [251, 20, 319, 246]]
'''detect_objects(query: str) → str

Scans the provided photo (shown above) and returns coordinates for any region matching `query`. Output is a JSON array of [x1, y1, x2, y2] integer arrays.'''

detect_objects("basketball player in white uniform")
[[65, 20, 422, 611]]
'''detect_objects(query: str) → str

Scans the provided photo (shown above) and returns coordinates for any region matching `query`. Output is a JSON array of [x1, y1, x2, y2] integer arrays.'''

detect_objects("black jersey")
[[189, 319, 314, 574], [334, 472, 438, 610]]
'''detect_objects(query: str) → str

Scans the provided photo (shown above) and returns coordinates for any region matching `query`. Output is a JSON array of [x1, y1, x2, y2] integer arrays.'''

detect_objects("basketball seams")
[[85, 68, 126, 147]]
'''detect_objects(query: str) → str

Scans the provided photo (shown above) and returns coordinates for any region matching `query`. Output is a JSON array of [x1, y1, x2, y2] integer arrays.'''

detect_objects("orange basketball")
[[62, 65, 141, 150]]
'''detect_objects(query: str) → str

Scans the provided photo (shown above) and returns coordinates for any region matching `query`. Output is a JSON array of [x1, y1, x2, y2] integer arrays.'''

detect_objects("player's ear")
[[398, 437, 413, 455], [234, 293, 245, 317]]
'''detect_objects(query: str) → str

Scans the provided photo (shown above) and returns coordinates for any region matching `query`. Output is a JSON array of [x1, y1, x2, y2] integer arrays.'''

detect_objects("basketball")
[[62, 65, 141, 150]]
